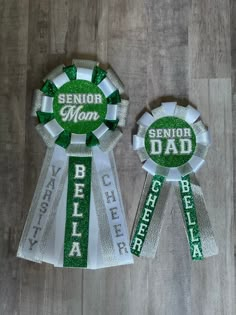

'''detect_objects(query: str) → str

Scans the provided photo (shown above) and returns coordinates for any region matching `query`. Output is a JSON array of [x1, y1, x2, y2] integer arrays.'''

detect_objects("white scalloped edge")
[[134, 102, 210, 180], [37, 61, 127, 152]]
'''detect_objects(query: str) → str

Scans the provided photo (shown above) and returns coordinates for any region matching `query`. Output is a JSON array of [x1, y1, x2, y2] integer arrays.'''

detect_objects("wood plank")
[[189, 78, 234, 315], [18, 1, 86, 314], [83, 0, 150, 314], [189, 0, 231, 78], [145, 1, 192, 314], [0, 1, 29, 314], [189, 1, 234, 313], [0, 0, 234, 314], [18, 1, 57, 313], [146, 0, 189, 101], [231, 0, 236, 271], [66, 0, 97, 59]]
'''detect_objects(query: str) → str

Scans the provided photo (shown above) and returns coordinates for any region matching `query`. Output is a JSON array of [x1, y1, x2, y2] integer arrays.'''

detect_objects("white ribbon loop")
[[132, 102, 217, 261], [52, 72, 70, 88], [41, 96, 53, 113], [142, 158, 157, 175], [106, 104, 118, 121], [133, 103, 210, 181], [162, 102, 176, 115], [185, 105, 200, 124], [133, 135, 145, 150], [76, 67, 93, 81], [106, 68, 125, 95], [138, 112, 155, 127], [17, 145, 68, 262], [44, 119, 64, 138], [98, 77, 117, 98], [43, 64, 65, 82], [18, 59, 132, 269]]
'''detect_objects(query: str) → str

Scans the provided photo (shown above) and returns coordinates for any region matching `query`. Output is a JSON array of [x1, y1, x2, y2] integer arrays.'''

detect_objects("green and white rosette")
[[131, 102, 218, 260], [17, 59, 133, 269]]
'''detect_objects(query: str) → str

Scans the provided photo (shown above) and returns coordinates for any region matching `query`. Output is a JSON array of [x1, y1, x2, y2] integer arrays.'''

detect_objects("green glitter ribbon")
[[179, 175, 203, 260], [63, 65, 77, 81], [130, 174, 204, 260], [131, 102, 216, 261], [63, 156, 91, 268], [107, 90, 121, 104], [41, 80, 58, 97], [36, 64, 124, 149], [28, 61, 130, 269], [92, 66, 107, 85], [130, 175, 165, 256], [37, 111, 54, 124], [55, 130, 71, 148]]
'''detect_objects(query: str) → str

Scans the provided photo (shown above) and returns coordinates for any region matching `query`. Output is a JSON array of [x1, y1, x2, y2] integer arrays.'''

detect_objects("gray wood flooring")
[[0, 0, 234, 314]]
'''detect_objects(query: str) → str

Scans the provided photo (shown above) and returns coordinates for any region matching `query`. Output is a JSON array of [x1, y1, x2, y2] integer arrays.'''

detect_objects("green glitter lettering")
[[179, 175, 203, 260], [130, 175, 165, 256], [63, 157, 91, 267]]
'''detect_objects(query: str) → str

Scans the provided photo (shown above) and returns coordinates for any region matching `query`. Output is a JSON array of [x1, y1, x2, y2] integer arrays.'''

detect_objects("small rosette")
[[133, 102, 210, 180], [131, 102, 218, 261], [32, 59, 129, 154]]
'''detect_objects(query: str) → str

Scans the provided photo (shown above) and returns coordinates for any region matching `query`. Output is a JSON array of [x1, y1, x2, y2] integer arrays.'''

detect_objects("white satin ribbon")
[[52, 72, 70, 88], [98, 77, 116, 97], [93, 123, 109, 139], [38, 147, 133, 269], [76, 67, 93, 81], [137, 112, 155, 127], [106, 104, 118, 120], [17, 145, 68, 262], [44, 119, 64, 138], [92, 147, 133, 267], [41, 96, 53, 113], [161, 102, 176, 115]]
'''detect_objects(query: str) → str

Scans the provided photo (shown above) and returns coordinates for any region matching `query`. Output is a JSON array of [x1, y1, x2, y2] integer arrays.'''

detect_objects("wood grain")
[[0, 0, 234, 314]]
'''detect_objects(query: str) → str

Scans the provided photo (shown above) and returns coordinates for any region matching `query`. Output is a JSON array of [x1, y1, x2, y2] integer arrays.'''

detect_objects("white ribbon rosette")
[[17, 59, 133, 269], [131, 102, 218, 260]]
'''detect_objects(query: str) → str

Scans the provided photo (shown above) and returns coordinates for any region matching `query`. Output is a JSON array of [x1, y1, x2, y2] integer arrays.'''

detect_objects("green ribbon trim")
[[107, 89, 121, 104], [38, 65, 121, 150], [63, 65, 77, 81], [92, 66, 107, 85], [55, 130, 71, 148], [104, 119, 119, 131], [179, 175, 204, 260], [41, 80, 58, 97], [86, 132, 99, 147], [131, 175, 165, 256], [36, 111, 54, 124], [64, 156, 91, 267]]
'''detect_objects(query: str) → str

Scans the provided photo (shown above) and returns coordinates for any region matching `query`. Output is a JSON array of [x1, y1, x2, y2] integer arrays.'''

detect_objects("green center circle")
[[145, 116, 196, 167], [53, 80, 107, 134]]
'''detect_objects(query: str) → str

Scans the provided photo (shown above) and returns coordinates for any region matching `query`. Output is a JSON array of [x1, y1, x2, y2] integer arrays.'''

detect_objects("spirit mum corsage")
[[17, 59, 133, 269], [131, 102, 218, 260]]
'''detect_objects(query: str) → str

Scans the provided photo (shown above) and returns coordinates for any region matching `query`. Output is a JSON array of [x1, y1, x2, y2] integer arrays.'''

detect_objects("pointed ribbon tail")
[[175, 175, 218, 260], [89, 147, 133, 268], [41, 147, 133, 269], [17, 145, 68, 262], [130, 174, 171, 257], [63, 156, 91, 267]]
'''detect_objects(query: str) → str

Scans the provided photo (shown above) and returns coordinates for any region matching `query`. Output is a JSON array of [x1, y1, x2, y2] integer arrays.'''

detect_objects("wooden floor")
[[0, 0, 235, 314]]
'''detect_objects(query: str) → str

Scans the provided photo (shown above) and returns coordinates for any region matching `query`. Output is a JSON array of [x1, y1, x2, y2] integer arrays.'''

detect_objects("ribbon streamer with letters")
[[17, 59, 133, 269], [131, 102, 218, 260]]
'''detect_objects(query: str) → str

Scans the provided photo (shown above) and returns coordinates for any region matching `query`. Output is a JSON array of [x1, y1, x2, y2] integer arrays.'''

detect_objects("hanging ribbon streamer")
[[130, 102, 218, 260], [17, 59, 133, 269]]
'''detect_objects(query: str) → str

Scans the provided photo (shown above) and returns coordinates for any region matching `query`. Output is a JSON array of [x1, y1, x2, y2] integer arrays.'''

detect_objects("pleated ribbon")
[[130, 102, 218, 260], [17, 59, 133, 269]]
